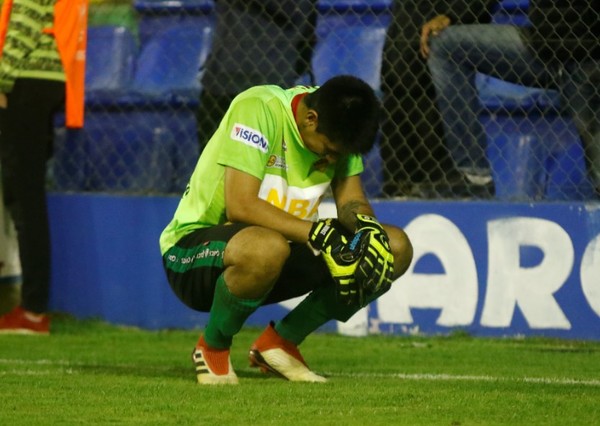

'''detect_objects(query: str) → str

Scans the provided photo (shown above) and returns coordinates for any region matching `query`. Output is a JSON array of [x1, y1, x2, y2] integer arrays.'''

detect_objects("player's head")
[[304, 75, 381, 155]]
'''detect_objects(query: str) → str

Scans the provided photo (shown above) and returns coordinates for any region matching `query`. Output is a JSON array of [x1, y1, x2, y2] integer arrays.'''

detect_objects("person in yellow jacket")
[[0, 0, 87, 334]]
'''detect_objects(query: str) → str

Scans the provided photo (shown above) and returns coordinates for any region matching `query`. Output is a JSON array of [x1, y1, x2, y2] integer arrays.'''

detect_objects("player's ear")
[[304, 109, 318, 130]]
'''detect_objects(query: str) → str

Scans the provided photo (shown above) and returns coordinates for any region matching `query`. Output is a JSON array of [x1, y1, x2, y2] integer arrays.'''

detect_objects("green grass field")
[[1, 315, 599, 425]]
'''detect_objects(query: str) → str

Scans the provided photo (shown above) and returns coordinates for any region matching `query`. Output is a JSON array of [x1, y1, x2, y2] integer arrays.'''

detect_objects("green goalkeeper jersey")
[[159, 84, 364, 254]]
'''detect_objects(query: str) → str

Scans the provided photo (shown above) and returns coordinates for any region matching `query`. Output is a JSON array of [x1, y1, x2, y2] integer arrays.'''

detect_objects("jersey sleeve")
[[335, 153, 364, 177], [215, 96, 278, 181]]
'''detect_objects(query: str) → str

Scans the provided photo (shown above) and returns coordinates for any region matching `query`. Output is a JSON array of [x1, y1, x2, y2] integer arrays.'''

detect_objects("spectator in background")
[[196, 0, 317, 149], [426, 0, 599, 198], [0, 0, 88, 334], [380, 0, 497, 198]]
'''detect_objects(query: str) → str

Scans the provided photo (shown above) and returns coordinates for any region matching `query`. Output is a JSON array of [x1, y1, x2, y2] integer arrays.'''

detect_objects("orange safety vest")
[[0, 0, 11, 53], [0, 0, 88, 128]]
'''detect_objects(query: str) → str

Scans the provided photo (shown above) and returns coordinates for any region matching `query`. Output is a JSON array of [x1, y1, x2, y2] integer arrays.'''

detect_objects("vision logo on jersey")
[[231, 123, 269, 153]]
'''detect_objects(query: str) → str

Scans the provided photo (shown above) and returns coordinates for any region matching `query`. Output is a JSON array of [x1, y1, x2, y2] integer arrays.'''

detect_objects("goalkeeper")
[[160, 75, 413, 385]]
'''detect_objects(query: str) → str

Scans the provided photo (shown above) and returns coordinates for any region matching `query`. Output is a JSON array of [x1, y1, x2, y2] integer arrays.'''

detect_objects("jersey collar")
[[291, 93, 307, 119]]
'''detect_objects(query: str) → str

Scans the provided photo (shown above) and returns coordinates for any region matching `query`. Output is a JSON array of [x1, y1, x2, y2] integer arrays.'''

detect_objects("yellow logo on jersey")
[[266, 155, 287, 170], [265, 188, 320, 219]]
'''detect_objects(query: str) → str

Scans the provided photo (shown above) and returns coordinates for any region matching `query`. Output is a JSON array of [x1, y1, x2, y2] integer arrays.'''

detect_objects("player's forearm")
[[225, 197, 313, 243], [330, 175, 375, 231], [337, 200, 375, 232]]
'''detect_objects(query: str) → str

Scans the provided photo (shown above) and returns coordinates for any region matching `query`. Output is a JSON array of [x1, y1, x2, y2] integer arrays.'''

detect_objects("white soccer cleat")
[[192, 336, 239, 385], [249, 322, 327, 383]]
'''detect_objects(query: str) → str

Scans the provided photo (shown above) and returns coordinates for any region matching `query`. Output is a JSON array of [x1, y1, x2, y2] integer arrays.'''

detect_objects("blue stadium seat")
[[56, 22, 209, 194], [478, 0, 592, 200], [317, 0, 392, 13], [131, 24, 214, 107], [134, 0, 214, 14], [85, 26, 137, 106], [492, 0, 529, 14], [52, 112, 178, 194], [483, 114, 595, 201], [85, 22, 209, 192], [133, 0, 215, 49], [83, 112, 177, 193], [491, 0, 530, 26], [54, 26, 137, 192], [55, 108, 199, 194], [312, 16, 389, 92], [477, 74, 560, 113], [52, 120, 88, 191]]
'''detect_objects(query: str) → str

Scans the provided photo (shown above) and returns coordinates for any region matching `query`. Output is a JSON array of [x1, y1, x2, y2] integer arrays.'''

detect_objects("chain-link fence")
[[50, 0, 600, 201]]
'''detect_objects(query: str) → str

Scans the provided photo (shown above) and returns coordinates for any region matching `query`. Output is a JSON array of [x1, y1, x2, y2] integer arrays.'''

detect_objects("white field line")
[[1, 358, 599, 386], [0, 359, 72, 365], [0, 369, 70, 376], [327, 372, 600, 387]]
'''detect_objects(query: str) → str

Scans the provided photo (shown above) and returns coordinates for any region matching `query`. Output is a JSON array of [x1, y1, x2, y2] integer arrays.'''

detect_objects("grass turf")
[[1, 314, 599, 425]]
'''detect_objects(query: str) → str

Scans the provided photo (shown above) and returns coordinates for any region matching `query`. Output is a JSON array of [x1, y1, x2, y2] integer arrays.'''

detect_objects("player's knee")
[[226, 226, 290, 284], [251, 228, 291, 280], [429, 26, 458, 58], [386, 226, 413, 277]]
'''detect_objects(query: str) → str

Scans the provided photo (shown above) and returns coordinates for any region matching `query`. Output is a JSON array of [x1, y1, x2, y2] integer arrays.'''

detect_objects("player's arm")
[[331, 174, 375, 231], [226, 166, 364, 303], [224, 166, 313, 243]]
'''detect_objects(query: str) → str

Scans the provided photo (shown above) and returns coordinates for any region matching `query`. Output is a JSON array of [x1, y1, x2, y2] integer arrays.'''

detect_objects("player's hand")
[[308, 219, 363, 305], [420, 14, 451, 58], [307, 218, 347, 254], [353, 214, 394, 295]]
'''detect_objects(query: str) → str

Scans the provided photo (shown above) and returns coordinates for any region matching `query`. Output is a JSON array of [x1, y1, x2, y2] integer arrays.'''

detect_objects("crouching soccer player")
[[159, 75, 413, 384]]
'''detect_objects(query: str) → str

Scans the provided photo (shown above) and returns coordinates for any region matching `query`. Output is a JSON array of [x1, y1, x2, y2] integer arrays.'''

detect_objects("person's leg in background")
[[0, 78, 64, 334], [427, 24, 550, 195]]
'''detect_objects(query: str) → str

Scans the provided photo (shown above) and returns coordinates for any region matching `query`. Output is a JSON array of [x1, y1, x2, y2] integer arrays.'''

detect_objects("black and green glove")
[[308, 219, 364, 305], [353, 214, 394, 295]]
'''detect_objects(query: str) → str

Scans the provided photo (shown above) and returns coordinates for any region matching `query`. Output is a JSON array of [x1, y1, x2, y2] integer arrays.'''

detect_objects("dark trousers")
[[0, 78, 65, 313]]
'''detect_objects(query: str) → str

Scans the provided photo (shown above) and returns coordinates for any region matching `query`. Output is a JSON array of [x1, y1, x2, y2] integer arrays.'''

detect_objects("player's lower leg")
[[194, 274, 265, 384]]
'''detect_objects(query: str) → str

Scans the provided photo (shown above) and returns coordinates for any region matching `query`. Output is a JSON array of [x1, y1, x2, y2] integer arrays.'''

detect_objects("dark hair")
[[304, 75, 381, 155]]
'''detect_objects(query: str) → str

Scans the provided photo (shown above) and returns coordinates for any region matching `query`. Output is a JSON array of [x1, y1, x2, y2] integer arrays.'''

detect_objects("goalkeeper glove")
[[353, 214, 394, 295], [308, 219, 363, 305], [307, 218, 347, 255]]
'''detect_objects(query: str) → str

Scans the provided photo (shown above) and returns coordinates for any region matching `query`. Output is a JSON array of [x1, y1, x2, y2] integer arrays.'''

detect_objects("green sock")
[[275, 285, 386, 345], [274, 286, 356, 345], [204, 275, 265, 349]]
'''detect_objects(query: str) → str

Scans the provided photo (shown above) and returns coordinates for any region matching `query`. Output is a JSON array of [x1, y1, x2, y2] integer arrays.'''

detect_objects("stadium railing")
[[50, 0, 596, 201]]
